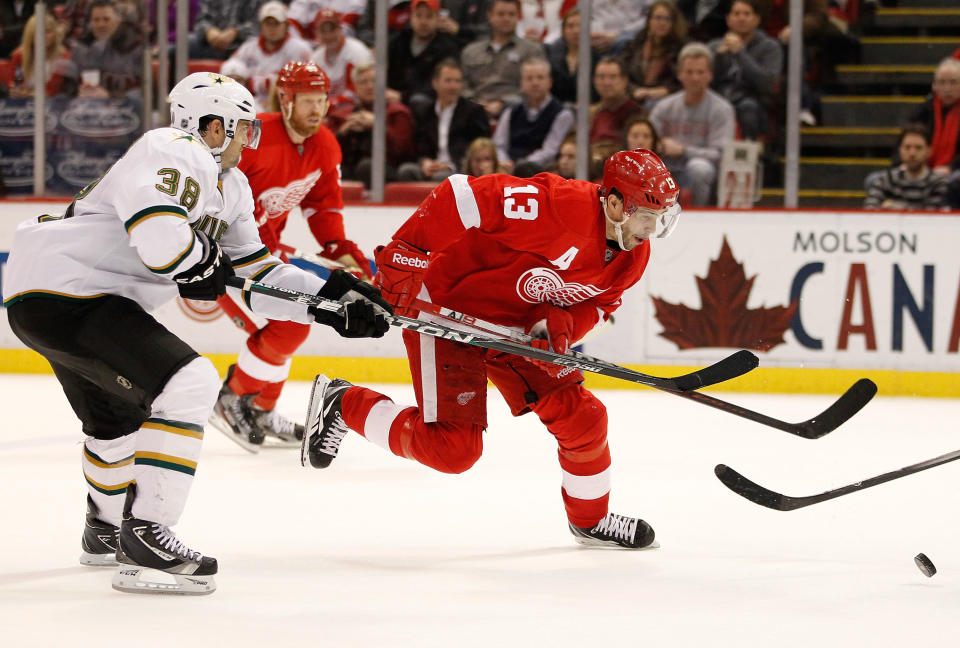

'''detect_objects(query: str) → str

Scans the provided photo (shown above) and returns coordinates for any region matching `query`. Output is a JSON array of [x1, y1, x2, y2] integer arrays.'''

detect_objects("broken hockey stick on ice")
[[715, 446, 960, 511], [224, 276, 757, 392], [409, 297, 876, 439]]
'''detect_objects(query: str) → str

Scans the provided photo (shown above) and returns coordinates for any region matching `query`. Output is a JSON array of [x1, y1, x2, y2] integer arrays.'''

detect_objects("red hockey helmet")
[[601, 148, 679, 212], [601, 148, 681, 242], [277, 60, 331, 99], [277, 61, 331, 121]]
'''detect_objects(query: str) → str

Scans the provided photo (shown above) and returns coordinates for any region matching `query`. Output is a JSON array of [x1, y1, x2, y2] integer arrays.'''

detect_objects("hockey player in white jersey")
[[1, 72, 391, 595]]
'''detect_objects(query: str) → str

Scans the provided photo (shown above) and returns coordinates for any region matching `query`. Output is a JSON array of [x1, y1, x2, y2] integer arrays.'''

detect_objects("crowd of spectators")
[[1, 0, 957, 209]]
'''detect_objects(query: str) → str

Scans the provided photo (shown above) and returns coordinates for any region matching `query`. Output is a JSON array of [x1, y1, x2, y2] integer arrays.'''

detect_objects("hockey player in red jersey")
[[302, 149, 682, 548], [210, 60, 373, 451]]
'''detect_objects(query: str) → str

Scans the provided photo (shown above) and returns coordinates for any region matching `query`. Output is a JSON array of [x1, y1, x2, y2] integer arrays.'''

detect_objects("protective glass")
[[244, 119, 263, 149]]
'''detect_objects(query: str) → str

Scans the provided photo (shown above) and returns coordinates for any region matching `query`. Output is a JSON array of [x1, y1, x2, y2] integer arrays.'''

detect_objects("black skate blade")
[[207, 413, 261, 454]]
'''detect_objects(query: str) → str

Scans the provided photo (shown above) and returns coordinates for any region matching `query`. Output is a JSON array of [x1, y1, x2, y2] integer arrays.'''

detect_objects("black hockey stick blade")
[[716, 447, 960, 511], [791, 378, 878, 439], [676, 378, 877, 440], [225, 276, 754, 391], [669, 349, 758, 391]]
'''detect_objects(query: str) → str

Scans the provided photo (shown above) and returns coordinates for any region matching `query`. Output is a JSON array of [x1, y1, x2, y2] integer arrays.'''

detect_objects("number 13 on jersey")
[[503, 185, 539, 220]]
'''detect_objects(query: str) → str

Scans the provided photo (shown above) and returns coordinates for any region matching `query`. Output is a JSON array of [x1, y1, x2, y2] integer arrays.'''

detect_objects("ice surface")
[[2, 374, 958, 647]]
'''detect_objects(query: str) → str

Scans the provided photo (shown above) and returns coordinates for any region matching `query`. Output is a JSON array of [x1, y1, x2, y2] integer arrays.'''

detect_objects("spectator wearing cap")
[[492, 57, 573, 177], [220, 2, 313, 111], [190, 0, 261, 60], [460, 0, 544, 119], [398, 58, 491, 182], [387, 0, 461, 112], [287, 0, 365, 44], [326, 62, 416, 186], [311, 7, 374, 99], [70, 0, 143, 99]]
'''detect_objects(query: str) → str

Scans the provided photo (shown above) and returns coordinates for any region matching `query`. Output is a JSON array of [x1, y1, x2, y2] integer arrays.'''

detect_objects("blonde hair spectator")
[[10, 12, 75, 97], [463, 137, 502, 177]]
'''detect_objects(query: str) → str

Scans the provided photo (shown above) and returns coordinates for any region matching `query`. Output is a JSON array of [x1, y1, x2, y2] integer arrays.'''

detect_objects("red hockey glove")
[[373, 240, 429, 317], [525, 305, 575, 355], [526, 338, 566, 378], [319, 239, 372, 279], [523, 305, 576, 377]]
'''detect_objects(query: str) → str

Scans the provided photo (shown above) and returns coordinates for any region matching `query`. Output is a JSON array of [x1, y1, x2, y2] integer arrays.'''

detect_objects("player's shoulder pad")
[[142, 127, 220, 182], [218, 168, 255, 217]]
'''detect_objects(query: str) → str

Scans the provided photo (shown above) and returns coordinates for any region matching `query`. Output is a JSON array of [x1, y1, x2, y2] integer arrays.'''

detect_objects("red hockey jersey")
[[393, 173, 651, 336], [237, 112, 345, 251]]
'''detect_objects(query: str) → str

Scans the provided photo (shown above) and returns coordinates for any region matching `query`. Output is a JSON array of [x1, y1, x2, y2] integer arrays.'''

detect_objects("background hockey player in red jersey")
[[302, 149, 681, 549], [211, 60, 373, 451]]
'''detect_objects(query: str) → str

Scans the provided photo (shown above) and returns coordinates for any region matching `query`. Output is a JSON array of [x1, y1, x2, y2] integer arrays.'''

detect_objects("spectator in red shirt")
[[9, 11, 77, 97]]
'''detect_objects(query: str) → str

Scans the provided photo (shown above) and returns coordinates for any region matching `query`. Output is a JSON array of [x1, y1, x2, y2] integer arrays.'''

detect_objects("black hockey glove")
[[172, 230, 235, 301], [309, 269, 393, 338]]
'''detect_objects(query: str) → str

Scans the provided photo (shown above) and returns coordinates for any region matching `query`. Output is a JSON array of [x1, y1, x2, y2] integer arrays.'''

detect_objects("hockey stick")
[[715, 447, 960, 511], [277, 243, 346, 269], [217, 294, 260, 333], [410, 297, 875, 439], [224, 275, 757, 392]]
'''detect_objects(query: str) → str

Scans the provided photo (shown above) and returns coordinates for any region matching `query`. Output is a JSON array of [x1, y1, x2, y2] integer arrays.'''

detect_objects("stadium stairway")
[[759, 0, 960, 208]]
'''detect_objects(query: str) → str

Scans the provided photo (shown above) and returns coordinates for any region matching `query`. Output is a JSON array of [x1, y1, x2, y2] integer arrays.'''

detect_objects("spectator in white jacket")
[[220, 1, 312, 111], [310, 7, 374, 98]]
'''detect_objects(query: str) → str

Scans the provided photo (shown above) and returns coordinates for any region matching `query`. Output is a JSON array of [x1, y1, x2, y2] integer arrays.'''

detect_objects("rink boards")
[[0, 201, 957, 397]]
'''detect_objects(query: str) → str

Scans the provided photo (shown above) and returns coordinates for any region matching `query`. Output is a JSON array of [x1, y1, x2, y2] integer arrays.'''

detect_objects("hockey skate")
[[112, 484, 217, 595], [208, 364, 264, 453], [301, 374, 353, 468], [79, 495, 119, 566], [569, 512, 658, 549], [251, 406, 304, 448]]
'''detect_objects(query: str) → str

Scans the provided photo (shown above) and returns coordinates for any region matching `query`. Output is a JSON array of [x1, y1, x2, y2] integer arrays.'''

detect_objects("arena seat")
[[187, 59, 223, 75], [151, 59, 224, 80], [341, 180, 365, 203], [0, 59, 14, 87], [383, 182, 438, 205]]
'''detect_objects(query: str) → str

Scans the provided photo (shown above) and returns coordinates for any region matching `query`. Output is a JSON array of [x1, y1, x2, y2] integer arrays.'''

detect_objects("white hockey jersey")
[[2, 127, 325, 323]]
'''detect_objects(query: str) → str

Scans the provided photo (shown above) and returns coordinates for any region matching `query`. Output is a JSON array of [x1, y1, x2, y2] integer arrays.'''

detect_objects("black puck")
[[914, 553, 936, 578]]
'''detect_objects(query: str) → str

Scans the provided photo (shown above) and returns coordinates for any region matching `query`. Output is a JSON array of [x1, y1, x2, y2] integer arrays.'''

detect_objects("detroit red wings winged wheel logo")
[[651, 237, 797, 351]]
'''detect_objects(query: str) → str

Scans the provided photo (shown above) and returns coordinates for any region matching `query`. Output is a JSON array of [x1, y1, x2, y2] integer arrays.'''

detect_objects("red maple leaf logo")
[[651, 237, 797, 351]]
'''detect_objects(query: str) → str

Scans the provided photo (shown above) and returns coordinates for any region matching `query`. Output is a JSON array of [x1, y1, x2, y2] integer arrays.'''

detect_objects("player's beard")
[[288, 112, 322, 138]]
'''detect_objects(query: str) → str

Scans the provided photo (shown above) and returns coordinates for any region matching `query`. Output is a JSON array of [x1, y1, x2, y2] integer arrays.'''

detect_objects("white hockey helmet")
[[168, 72, 262, 160]]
